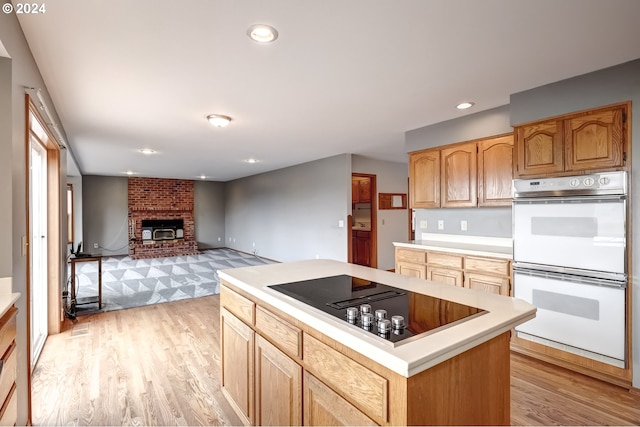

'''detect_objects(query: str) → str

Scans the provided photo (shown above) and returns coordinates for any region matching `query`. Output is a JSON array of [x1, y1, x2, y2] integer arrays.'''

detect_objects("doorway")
[[26, 96, 62, 374], [351, 173, 377, 268]]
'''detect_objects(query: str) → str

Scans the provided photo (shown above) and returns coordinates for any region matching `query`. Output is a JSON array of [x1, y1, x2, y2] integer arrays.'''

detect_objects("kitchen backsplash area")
[[413, 207, 512, 238]]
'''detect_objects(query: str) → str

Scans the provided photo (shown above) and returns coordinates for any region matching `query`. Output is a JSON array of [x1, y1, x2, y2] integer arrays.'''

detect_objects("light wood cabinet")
[[0, 307, 17, 427], [478, 134, 514, 206], [303, 371, 376, 426], [441, 142, 477, 208], [395, 247, 511, 296], [409, 149, 440, 208], [409, 133, 513, 208], [255, 335, 302, 426], [427, 266, 463, 287], [514, 103, 628, 177], [221, 307, 255, 426]]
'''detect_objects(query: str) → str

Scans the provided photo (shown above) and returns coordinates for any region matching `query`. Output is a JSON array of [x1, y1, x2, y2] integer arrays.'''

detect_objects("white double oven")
[[512, 171, 627, 367]]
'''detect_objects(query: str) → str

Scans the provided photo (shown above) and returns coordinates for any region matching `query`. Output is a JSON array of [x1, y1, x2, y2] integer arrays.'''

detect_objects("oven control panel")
[[513, 171, 627, 197]]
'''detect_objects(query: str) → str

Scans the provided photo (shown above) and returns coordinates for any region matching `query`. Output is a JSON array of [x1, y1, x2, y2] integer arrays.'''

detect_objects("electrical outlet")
[[460, 220, 468, 231], [419, 220, 428, 229], [437, 220, 444, 230], [93, 243, 99, 249], [218, 237, 221, 242], [252, 242, 256, 247]]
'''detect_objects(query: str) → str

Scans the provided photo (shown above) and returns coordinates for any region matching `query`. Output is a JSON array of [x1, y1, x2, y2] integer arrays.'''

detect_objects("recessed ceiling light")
[[456, 101, 475, 110], [200, 174, 206, 180], [247, 24, 278, 43], [125, 170, 134, 175], [138, 148, 156, 155], [244, 158, 260, 164], [207, 114, 232, 127]]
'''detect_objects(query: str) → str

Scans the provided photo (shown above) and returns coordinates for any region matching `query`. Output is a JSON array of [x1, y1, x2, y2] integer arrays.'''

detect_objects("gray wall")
[[405, 105, 513, 238], [82, 176, 129, 256], [352, 155, 410, 270], [1, 10, 69, 423], [509, 58, 640, 388], [194, 180, 226, 248], [225, 154, 351, 262]]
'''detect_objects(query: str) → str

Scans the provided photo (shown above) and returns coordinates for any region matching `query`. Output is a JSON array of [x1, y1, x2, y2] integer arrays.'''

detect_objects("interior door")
[[29, 136, 48, 369]]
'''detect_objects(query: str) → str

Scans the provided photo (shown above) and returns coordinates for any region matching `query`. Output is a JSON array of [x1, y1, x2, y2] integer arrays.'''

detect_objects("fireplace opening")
[[141, 219, 184, 242]]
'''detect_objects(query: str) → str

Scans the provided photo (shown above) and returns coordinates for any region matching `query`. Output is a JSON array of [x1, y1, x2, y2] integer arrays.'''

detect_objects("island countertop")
[[218, 259, 535, 378]]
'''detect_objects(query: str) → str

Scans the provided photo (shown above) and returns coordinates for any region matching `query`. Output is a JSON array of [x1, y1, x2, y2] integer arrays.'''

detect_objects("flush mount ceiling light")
[[456, 101, 475, 110], [207, 114, 232, 127], [138, 148, 156, 155], [244, 158, 260, 164], [247, 24, 278, 43], [124, 170, 135, 175], [199, 174, 207, 180]]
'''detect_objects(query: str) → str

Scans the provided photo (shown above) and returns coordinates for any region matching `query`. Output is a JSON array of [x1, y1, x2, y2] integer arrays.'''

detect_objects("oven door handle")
[[513, 266, 627, 289], [512, 195, 626, 204]]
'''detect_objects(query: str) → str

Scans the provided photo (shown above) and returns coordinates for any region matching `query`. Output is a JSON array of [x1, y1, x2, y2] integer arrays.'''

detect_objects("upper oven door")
[[513, 195, 626, 273]]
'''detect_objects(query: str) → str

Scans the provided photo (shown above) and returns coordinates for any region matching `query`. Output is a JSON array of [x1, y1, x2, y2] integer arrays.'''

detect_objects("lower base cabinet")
[[255, 335, 302, 426], [221, 308, 255, 426], [303, 371, 376, 426]]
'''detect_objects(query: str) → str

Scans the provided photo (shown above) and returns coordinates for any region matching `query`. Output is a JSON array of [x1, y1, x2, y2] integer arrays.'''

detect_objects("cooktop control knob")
[[361, 313, 374, 329], [391, 315, 405, 330], [374, 309, 387, 320], [346, 307, 358, 323], [360, 304, 372, 315], [599, 176, 610, 185], [378, 318, 391, 334], [569, 178, 580, 187], [583, 177, 595, 187]]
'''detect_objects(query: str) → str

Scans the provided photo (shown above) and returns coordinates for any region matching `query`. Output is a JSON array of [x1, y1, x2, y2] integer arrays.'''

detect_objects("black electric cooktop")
[[268, 274, 486, 345]]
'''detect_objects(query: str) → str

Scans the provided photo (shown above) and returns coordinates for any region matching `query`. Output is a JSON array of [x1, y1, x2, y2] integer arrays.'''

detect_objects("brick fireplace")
[[128, 177, 199, 259]]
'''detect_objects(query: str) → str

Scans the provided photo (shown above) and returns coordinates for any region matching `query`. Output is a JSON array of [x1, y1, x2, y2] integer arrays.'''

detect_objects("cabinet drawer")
[[0, 384, 16, 427], [255, 306, 302, 358], [465, 256, 510, 277], [427, 251, 463, 269], [221, 284, 255, 325], [395, 247, 427, 264], [0, 344, 16, 409], [0, 308, 17, 359], [303, 334, 388, 424]]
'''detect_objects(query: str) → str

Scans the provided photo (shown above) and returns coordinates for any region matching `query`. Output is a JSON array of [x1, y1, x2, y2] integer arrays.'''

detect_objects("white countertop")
[[218, 259, 534, 378], [394, 233, 513, 259], [0, 278, 20, 318]]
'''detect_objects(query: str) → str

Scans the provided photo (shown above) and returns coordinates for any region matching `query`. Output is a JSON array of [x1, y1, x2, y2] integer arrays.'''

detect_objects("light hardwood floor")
[[32, 295, 640, 426]]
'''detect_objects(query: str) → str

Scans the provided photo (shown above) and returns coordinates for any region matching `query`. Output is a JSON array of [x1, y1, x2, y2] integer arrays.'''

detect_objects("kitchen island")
[[218, 259, 535, 426]]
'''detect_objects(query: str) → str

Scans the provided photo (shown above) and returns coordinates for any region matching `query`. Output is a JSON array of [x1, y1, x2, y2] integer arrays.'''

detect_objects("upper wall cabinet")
[[409, 134, 513, 209], [514, 103, 628, 178], [478, 134, 514, 207], [441, 142, 477, 208], [409, 150, 440, 208]]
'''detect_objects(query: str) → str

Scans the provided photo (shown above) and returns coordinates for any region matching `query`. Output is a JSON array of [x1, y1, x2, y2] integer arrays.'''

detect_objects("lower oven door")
[[513, 267, 626, 364]]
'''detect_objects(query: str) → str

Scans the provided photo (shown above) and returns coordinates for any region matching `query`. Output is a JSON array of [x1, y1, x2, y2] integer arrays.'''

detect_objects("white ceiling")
[[17, 0, 640, 181]]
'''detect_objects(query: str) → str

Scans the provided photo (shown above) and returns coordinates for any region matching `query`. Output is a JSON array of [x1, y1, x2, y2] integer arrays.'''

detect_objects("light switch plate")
[[461, 220, 468, 231], [437, 220, 444, 230], [419, 220, 428, 229]]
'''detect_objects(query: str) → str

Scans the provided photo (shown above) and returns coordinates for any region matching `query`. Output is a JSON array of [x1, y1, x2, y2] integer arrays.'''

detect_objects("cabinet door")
[[255, 335, 302, 426], [478, 134, 514, 206], [409, 150, 440, 208], [464, 272, 510, 296], [221, 308, 254, 426], [303, 372, 377, 426], [358, 178, 371, 203], [441, 142, 477, 207], [565, 106, 626, 171], [515, 119, 564, 177], [351, 179, 359, 203], [396, 261, 426, 279], [427, 267, 463, 287]]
